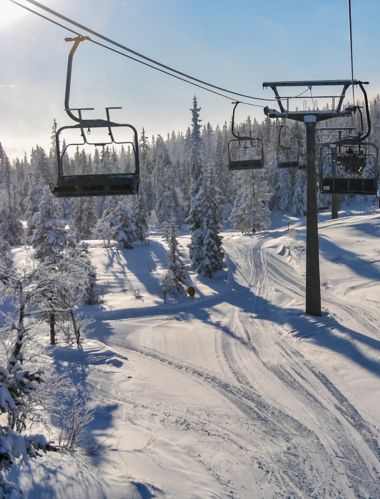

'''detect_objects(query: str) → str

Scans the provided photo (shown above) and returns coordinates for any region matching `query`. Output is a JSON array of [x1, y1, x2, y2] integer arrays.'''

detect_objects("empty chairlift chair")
[[52, 35, 140, 197], [277, 124, 306, 169], [228, 102, 264, 170]]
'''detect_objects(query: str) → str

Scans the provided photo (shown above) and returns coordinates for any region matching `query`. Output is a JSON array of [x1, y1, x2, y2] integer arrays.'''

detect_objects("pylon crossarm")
[[264, 107, 353, 122], [262, 79, 368, 116]]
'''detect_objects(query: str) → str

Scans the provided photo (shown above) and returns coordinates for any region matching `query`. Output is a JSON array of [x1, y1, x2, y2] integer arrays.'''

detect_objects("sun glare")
[[0, 0, 26, 27]]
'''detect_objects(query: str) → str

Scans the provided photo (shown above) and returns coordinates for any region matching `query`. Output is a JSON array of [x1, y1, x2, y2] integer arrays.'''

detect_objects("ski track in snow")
[[72, 215, 380, 498], [222, 236, 380, 497]]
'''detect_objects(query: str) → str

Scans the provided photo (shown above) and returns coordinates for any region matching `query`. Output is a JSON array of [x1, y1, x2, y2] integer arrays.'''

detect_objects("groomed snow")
[[22, 211, 380, 498]]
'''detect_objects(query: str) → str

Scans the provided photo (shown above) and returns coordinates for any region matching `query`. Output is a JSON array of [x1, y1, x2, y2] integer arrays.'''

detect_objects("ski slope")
[[24, 211, 380, 498]]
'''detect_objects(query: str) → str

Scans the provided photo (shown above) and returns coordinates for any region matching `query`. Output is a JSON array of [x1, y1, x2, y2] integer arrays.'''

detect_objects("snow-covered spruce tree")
[[0, 259, 55, 497], [73, 195, 98, 241], [195, 165, 224, 277], [153, 135, 183, 226], [139, 128, 155, 215], [188, 96, 205, 271], [214, 123, 233, 220], [0, 143, 23, 246], [0, 240, 12, 272], [229, 179, 256, 233], [189, 159, 224, 277], [35, 243, 99, 346], [133, 193, 149, 244], [250, 169, 272, 231], [292, 169, 307, 216], [161, 218, 186, 297], [28, 185, 72, 262], [95, 197, 137, 249]]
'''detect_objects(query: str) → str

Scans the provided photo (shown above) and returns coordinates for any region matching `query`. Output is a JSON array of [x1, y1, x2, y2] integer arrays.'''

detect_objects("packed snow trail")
[[80, 213, 380, 499]]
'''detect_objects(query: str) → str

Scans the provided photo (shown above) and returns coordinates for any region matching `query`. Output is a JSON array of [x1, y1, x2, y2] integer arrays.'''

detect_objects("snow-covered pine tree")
[[0, 144, 23, 246], [195, 164, 224, 277], [188, 96, 206, 270], [30, 145, 53, 186], [139, 128, 155, 215], [0, 240, 12, 272], [153, 135, 183, 225], [0, 259, 55, 497], [292, 169, 307, 216], [229, 178, 256, 233], [13, 154, 30, 221], [214, 123, 234, 221], [161, 218, 186, 296], [251, 169, 272, 231], [28, 185, 71, 262], [133, 193, 149, 243], [189, 96, 203, 200], [95, 197, 137, 249]]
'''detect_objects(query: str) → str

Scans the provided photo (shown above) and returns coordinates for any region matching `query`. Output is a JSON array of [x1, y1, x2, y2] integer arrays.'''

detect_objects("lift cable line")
[[348, 0, 355, 104], [12, 0, 279, 104], [9, 0, 267, 108]]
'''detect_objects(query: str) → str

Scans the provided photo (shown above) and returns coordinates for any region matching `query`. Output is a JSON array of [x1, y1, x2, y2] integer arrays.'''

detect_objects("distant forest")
[[1, 95, 379, 245]]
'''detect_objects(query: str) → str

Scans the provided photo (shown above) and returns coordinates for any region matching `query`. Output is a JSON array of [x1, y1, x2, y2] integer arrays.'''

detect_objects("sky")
[[1, 0, 380, 159]]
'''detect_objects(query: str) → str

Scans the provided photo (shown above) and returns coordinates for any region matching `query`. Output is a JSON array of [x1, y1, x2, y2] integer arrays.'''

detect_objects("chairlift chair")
[[228, 102, 264, 170], [52, 36, 139, 197], [319, 139, 379, 195], [277, 124, 306, 169], [318, 86, 379, 196]]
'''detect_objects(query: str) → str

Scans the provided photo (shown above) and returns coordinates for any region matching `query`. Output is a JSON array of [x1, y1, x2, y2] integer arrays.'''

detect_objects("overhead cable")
[[10, 0, 265, 108], [18, 0, 277, 103]]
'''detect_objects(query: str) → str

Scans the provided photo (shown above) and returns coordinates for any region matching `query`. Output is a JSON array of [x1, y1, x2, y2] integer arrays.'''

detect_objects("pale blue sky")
[[1, 0, 379, 158]]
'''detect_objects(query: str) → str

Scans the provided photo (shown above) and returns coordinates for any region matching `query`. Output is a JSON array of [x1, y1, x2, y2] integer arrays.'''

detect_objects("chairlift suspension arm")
[[64, 35, 91, 123], [358, 81, 371, 141]]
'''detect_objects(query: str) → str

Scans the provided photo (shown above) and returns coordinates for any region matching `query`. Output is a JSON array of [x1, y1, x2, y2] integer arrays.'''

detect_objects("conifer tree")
[[250, 170, 272, 231], [28, 186, 71, 262], [161, 218, 186, 296], [188, 96, 206, 270], [153, 136, 183, 225], [195, 164, 224, 277], [229, 179, 256, 233], [133, 194, 149, 243], [96, 198, 137, 248], [73, 196, 98, 241], [0, 144, 23, 246], [0, 259, 55, 497]]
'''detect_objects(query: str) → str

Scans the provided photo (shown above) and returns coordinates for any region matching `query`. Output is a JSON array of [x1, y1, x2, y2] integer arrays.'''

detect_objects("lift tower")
[[262, 80, 367, 316]]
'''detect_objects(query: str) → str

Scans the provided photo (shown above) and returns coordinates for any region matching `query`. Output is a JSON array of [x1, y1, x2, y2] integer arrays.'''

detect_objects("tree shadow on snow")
[[223, 257, 380, 378], [319, 234, 380, 282], [49, 320, 124, 464], [103, 242, 167, 297]]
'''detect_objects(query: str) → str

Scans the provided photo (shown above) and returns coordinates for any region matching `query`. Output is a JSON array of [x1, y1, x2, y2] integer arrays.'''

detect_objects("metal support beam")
[[305, 116, 321, 316], [262, 79, 364, 317]]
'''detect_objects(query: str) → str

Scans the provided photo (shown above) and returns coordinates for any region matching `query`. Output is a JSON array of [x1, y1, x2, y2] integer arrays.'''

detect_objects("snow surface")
[[22, 211, 380, 498]]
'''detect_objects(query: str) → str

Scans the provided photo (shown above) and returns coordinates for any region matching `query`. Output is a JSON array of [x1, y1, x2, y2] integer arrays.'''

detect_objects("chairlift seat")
[[321, 177, 377, 195], [229, 159, 264, 170], [336, 154, 365, 173], [228, 137, 264, 171], [278, 160, 306, 169], [52, 173, 139, 197]]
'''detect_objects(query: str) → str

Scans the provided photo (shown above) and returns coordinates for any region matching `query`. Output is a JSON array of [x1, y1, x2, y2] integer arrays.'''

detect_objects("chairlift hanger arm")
[[357, 81, 371, 141], [64, 35, 91, 123], [231, 101, 262, 143]]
